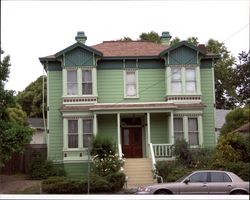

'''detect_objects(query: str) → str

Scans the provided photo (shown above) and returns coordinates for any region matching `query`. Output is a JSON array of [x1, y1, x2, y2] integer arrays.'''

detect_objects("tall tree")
[[234, 51, 250, 106], [170, 37, 181, 46], [139, 31, 161, 43], [187, 37, 199, 46], [17, 75, 47, 118], [206, 39, 236, 109], [0, 54, 33, 167]]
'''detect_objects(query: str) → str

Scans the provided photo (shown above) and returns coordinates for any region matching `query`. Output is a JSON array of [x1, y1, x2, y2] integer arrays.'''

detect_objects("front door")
[[122, 127, 142, 158]]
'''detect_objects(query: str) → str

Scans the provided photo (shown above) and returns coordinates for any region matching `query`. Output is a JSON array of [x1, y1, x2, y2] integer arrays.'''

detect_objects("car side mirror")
[[184, 178, 190, 184]]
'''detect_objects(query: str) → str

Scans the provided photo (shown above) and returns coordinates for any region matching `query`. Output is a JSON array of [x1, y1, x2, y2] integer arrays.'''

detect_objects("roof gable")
[[55, 42, 103, 58], [159, 41, 205, 57]]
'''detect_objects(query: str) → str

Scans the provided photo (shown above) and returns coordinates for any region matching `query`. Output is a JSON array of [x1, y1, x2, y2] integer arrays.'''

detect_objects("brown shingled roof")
[[91, 41, 169, 57]]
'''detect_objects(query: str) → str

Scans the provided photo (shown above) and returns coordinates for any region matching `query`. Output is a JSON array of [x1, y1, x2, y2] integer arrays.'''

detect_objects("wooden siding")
[[64, 162, 88, 177], [64, 47, 94, 67], [200, 68, 216, 147], [97, 114, 118, 142], [48, 70, 63, 160], [169, 46, 197, 65], [97, 69, 165, 103], [150, 113, 169, 143]]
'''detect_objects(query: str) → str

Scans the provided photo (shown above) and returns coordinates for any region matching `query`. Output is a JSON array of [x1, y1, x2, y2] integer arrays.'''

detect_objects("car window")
[[210, 172, 232, 182], [189, 172, 207, 183]]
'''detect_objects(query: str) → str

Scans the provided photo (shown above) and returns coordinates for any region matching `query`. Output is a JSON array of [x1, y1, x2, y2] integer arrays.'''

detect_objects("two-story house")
[[39, 31, 218, 186]]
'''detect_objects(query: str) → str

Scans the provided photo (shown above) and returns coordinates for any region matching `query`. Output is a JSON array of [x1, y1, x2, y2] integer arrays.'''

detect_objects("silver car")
[[137, 170, 249, 195]]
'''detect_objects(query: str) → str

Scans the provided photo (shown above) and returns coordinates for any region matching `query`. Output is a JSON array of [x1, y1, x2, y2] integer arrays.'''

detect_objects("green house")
[[39, 31, 219, 186]]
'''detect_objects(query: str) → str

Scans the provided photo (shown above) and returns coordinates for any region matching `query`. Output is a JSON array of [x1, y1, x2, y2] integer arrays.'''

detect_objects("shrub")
[[106, 171, 126, 192], [29, 154, 66, 179], [190, 147, 214, 169], [42, 175, 113, 194], [173, 139, 193, 166]]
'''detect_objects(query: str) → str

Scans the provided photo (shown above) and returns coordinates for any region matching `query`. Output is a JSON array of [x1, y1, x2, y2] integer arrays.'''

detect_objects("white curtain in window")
[[171, 68, 182, 93], [186, 68, 196, 93], [188, 118, 198, 145], [67, 70, 78, 95], [174, 118, 184, 141], [126, 71, 136, 96], [68, 120, 78, 148], [82, 70, 92, 82]]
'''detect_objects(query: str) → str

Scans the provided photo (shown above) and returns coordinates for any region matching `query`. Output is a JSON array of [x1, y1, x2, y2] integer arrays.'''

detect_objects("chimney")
[[160, 31, 172, 46], [75, 31, 87, 44]]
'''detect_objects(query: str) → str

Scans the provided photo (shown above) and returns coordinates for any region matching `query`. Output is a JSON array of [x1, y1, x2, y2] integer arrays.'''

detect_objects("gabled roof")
[[91, 41, 168, 58], [159, 41, 206, 57], [39, 42, 103, 62]]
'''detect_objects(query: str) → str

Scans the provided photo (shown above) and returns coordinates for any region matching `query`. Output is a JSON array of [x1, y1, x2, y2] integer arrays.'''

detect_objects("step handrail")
[[149, 143, 163, 183]]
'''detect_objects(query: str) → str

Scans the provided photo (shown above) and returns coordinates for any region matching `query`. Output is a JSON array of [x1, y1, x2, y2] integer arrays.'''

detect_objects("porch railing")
[[152, 143, 173, 158]]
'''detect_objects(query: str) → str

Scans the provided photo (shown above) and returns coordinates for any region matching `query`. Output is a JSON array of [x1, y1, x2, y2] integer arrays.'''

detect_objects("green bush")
[[106, 171, 126, 191], [190, 147, 214, 169], [29, 154, 66, 179], [42, 175, 113, 194], [173, 139, 193, 166]]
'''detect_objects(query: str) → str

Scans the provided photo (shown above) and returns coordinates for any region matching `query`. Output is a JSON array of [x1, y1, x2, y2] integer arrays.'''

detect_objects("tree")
[[234, 51, 250, 106], [170, 37, 181, 46], [220, 106, 250, 135], [17, 75, 47, 118], [187, 37, 199, 46], [117, 37, 132, 41], [0, 54, 34, 167], [206, 39, 236, 109], [139, 31, 161, 43], [6, 105, 28, 126]]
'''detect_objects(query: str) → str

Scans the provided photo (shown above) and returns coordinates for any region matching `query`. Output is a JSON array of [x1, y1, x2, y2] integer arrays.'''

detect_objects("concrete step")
[[123, 158, 155, 189]]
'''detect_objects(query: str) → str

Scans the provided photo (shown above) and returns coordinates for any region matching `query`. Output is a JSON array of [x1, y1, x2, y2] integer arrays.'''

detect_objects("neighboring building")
[[215, 109, 231, 141], [39, 31, 219, 185], [28, 118, 46, 144]]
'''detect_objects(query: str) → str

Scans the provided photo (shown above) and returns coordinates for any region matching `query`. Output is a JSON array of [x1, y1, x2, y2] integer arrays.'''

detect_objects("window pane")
[[68, 120, 78, 133], [171, 82, 182, 93], [188, 118, 198, 145], [82, 83, 92, 94], [188, 118, 198, 131], [172, 68, 181, 81], [189, 172, 207, 183], [186, 82, 196, 93], [126, 84, 137, 96], [82, 70, 92, 82], [186, 68, 195, 81], [83, 134, 93, 147], [67, 70, 77, 82], [189, 132, 198, 145], [174, 118, 183, 131], [68, 135, 78, 148], [67, 83, 78, 95], [126, 72, 136, 84], [83, 120, 93, 133], [124, 129, 129, 145]]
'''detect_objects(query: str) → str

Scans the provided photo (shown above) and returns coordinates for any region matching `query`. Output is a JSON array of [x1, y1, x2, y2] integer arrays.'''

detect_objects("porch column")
[[63, 118, 68, 149], [198, 115, 203, 146], [117, 113, 121, 146], [169, 112, 174, 144], [147, 112, 151, 144], [93, 113, 98, 137]]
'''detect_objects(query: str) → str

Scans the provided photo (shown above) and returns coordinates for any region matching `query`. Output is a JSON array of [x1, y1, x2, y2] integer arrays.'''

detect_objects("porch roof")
[[60, 102, 205, 112]]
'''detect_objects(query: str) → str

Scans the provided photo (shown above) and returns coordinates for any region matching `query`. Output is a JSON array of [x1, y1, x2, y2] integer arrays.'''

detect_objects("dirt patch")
[[0, 174, 41, 194]]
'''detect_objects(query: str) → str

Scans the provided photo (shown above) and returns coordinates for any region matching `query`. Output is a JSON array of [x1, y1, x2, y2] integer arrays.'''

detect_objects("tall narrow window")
[[68, 120, 78, 148], [126, 71, 137, 97], [174, 118, 184, 141], [171, 67, 182, 93], [83, 119, 93, 147], [67, 70, 78, 95], [186, 68, 196, 93], [188, 118, 199, 145], [82, 70, 92, 95]]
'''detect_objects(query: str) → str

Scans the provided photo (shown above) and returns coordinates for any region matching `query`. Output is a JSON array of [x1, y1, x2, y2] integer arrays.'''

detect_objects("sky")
[[1, 0, 249, 92]]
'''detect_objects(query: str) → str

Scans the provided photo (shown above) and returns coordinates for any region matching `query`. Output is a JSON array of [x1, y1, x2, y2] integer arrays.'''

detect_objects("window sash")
[[174, 118, 184, 141], [188, 118, 199, 145], [126, 71, 137, 97], [82, 70, 92, 95], [83, 119, 93, 148], [67, 70, 78, 95], [68, 120, 78, 148]]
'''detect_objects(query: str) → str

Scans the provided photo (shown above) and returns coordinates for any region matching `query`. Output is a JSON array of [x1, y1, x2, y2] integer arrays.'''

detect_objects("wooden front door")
[[122, 127, 142, 158]]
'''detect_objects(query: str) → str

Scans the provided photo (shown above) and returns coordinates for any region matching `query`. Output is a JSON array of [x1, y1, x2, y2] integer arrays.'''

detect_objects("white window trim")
[[63, 67, 96, 97], [123, 69, 139, 99]]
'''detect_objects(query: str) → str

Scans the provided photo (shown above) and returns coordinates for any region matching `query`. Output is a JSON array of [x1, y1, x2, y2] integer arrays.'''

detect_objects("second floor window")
[[67, 70, 78, 95], [82, 70, 92, 95], [125, 71, 137, 97], [186, 68, 196, 93], [171, 67, 182, 93]]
